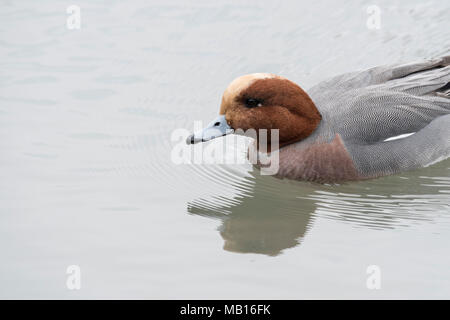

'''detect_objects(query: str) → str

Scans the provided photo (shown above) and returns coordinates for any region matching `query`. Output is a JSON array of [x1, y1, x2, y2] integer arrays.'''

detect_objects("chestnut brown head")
[[187, 73, 321, 148]]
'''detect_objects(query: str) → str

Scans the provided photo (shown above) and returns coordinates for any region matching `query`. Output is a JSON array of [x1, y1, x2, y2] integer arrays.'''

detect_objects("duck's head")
[[187, 73, 321, 149]]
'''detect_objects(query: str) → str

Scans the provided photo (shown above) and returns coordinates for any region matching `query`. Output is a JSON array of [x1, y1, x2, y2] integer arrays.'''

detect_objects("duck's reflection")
[[188, 172, 316, 256], [187, 159, 450, 256]]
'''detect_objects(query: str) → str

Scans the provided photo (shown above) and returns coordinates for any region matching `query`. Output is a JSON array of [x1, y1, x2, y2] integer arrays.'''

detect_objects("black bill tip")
[[186, 134, 195, 145]]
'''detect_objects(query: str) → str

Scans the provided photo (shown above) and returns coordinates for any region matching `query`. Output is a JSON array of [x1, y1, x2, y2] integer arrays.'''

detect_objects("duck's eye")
[[245, 98, 262, 108]]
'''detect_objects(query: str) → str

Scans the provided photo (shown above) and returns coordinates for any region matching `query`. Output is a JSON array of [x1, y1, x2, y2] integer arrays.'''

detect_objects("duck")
[[187, 56, 450, 183]]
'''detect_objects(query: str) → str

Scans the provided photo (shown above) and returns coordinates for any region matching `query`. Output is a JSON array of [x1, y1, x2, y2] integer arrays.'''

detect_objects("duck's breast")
[[276, 134, 361, 183]]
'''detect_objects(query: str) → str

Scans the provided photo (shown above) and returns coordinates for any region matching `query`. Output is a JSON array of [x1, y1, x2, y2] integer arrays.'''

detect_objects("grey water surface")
[[0, 0, 449, 299]]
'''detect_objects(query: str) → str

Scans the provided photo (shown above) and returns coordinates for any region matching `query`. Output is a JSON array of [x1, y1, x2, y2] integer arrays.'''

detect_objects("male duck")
[[187, 56, 450, 183]]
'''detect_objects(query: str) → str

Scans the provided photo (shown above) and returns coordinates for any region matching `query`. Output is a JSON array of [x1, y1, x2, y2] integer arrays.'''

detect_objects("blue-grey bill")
[[186, 115, 234, 144]]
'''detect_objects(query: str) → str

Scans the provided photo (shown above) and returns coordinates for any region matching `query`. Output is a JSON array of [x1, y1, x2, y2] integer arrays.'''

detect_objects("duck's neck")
[[255, 114, 322, 153]]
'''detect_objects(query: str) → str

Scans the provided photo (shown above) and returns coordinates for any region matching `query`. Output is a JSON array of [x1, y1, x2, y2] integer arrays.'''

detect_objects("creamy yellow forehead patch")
[[223, 73, 280, 98], [220, 73, 284, 114]]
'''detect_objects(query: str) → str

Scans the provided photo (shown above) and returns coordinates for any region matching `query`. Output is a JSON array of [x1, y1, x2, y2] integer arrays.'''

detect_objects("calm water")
[[0, 0, 449, 299]]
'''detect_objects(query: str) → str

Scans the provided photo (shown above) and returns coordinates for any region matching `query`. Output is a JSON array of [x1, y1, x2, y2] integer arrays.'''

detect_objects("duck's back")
[[301, 56, 450, 180]]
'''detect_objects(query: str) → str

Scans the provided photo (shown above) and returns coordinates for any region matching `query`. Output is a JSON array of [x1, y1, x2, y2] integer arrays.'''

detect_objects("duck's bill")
[[186, 115, 234, 144]]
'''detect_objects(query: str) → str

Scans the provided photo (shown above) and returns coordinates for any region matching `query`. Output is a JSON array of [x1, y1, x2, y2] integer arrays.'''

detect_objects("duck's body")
[[188, 56, 450, 183], [279, 56, 450, 182]]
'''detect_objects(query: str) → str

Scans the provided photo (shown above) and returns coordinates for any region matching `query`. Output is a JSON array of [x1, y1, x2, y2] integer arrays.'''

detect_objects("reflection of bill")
[[188, 173, 315, 256]]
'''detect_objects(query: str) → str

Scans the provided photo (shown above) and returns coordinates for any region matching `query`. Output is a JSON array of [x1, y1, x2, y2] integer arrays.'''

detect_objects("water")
[[0, 0, 449, 299]]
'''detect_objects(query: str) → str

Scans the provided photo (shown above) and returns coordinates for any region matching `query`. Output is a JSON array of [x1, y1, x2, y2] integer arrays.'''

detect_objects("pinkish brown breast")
[[273, 134, 362, 183]]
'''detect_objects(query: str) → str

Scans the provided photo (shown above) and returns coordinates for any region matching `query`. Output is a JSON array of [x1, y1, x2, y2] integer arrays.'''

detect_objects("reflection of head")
[[188, 173, 316, 256], [219, 202, 311, 256]]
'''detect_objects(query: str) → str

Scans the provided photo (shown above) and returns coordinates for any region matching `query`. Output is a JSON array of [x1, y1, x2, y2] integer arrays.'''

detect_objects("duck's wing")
[[328, 85, 450, 177], [346, 114, 450, 178], [308, 57, 450, 177], [330, 87, 450, 144], [309, 56, 450, 144], [308, 55, 450, 95]]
